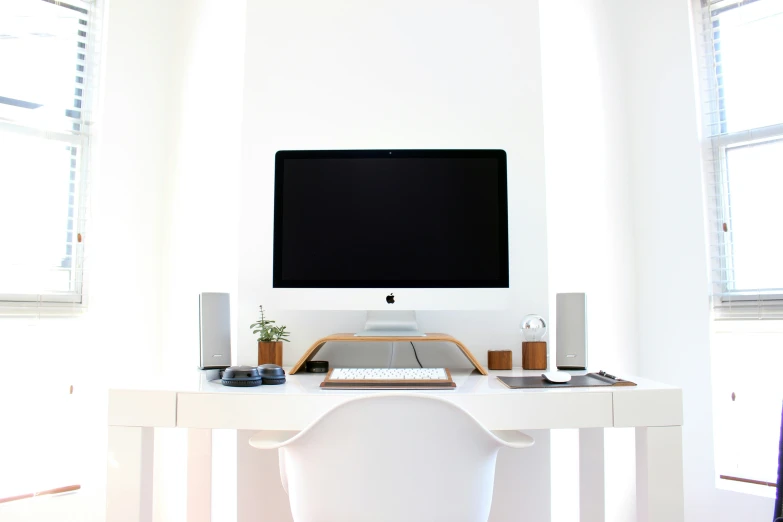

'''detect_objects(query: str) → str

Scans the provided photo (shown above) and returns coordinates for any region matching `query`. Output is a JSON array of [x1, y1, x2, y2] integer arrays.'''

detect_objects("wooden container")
[[487, 350, 512, 370], [258, 341, 283, 366], [522, 341, 547, 370]]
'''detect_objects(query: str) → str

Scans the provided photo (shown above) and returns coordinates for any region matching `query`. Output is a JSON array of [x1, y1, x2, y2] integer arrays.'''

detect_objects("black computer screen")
[[272, 150, 509, 288]]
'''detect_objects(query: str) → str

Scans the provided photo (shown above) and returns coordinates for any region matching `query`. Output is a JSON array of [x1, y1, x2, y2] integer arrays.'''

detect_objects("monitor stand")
[[291, 331, 488, 375], [354, 310, 427, 337]]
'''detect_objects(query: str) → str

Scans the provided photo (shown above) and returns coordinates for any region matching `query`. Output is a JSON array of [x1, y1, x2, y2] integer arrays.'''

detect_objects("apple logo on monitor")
[[386, 293, 395, 304]]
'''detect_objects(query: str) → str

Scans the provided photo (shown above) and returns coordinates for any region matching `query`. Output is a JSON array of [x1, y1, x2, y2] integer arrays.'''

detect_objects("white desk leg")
[[579, 428, 605, 522], [107, 426, 154, 522], [635, 426, 684, 522], [188, 429, 213, 522]]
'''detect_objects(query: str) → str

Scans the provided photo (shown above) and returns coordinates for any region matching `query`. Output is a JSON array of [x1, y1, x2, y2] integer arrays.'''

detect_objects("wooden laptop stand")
[[289, 333, 488, 375]]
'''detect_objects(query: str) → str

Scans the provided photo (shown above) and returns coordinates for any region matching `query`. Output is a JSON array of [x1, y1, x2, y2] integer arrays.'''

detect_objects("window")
[[698, 0, 783, 319], [0, 0, 101, 312], [695, 0, 783, 494]]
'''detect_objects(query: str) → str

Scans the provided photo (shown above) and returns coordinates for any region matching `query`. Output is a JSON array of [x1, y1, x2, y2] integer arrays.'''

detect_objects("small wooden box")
[[522, 341, 547, 370], [487, 350, 513, 370], [258, 341, 283, 366]]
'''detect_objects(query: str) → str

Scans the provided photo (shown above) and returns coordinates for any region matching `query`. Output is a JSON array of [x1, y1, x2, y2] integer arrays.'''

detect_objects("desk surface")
[[108, 367, 677, 393], [108, 368, 682, 432]]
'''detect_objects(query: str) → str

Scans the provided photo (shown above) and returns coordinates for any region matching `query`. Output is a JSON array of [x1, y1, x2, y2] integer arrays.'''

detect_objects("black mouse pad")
[[497, 373, 636, 389]]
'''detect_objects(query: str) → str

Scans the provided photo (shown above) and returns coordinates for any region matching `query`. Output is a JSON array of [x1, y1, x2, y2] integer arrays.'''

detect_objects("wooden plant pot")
[[258, 341, 283, 366], [522, 341, 547, 370]]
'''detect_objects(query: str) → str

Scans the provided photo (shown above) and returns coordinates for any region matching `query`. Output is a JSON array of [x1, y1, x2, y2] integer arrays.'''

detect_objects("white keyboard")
[[330, 368, 448, 380]]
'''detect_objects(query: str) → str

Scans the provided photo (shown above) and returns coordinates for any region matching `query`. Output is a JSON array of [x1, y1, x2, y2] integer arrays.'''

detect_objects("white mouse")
[[542, 371, 572, 383]]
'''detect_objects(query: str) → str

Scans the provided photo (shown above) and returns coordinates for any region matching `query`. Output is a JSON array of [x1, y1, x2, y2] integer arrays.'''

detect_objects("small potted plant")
[[250, 305, 290, 366]]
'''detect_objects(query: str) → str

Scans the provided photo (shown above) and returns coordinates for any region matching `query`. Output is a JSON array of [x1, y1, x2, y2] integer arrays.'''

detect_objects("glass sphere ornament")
[[520, 314, 547, 342]]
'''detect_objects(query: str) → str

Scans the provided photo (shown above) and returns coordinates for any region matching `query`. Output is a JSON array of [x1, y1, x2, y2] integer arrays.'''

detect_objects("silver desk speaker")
[[199, 292, 231, 369], [556, 293, 587, 370]]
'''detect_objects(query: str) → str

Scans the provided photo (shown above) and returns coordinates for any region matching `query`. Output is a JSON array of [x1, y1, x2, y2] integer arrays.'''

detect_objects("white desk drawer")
[[613, 388, 683, 427], [451, 392, 614, 429], [176, 391, 614, 430], [108, 389, 177, 427]]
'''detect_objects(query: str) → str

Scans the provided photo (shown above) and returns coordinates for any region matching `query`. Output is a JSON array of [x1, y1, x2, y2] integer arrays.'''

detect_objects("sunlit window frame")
[[701, 0, 783, 312], [0, 0, 101, 313], [709, 124, 783, 303]]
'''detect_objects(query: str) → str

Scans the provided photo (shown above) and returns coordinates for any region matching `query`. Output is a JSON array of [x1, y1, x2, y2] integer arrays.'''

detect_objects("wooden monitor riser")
[[289, 333, 488, 375]]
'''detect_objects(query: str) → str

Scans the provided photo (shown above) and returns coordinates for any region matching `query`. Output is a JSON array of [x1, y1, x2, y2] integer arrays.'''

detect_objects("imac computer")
[[271, 149, 510, 336]]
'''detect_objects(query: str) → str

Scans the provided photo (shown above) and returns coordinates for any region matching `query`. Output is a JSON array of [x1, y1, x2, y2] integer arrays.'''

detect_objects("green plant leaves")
[[250, 305, 290, 342]]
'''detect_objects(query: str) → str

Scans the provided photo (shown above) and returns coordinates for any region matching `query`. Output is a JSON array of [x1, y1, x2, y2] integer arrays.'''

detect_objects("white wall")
[[539, 0, 638, 376], [159, 0, 246, 375], [237, 0, 550, 370], [236, 1, 552, 521], [0, 0, 246, 520], [155, 0, 247, 520], [539, 0, 639, 520], [613, 0, 775, 519], [81, 1, 195, 518], [712, 320, 783, 491], [88, 0, 188, 376]]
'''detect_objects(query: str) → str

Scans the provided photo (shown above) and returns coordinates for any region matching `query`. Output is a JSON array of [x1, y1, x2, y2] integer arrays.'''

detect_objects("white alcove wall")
[[236, 1, 551, 521], [237, 0, 549, 370]]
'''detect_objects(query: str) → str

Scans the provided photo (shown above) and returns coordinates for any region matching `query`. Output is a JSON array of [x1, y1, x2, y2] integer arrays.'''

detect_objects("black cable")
[[410, 341, 423, 368], [388, 342, 395, 368]]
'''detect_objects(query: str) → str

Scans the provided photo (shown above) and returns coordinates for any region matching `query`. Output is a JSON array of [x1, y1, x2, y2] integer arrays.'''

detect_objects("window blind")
[[0, 0, 101, 314], [695, 0, 783, 319]]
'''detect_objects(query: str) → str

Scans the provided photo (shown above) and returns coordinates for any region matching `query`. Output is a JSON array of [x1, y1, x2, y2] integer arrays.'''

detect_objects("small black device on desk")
[[305, 360, 329, 373], [221, 364, 286, 387]]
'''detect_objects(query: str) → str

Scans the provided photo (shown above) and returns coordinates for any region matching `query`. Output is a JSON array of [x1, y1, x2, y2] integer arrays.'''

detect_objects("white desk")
[[106, 369, 683, 522]]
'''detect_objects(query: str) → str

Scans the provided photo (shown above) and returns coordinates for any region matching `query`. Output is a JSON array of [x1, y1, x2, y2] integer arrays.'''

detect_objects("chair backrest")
[[278, 394, 510, 522]]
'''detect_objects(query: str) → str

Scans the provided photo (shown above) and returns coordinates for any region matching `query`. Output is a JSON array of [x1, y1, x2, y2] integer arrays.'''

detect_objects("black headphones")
[[221, 364, 286, 387]]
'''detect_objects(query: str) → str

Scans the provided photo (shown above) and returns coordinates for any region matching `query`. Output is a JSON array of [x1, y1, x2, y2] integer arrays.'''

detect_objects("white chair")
[[249, 394, 534, 522]]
